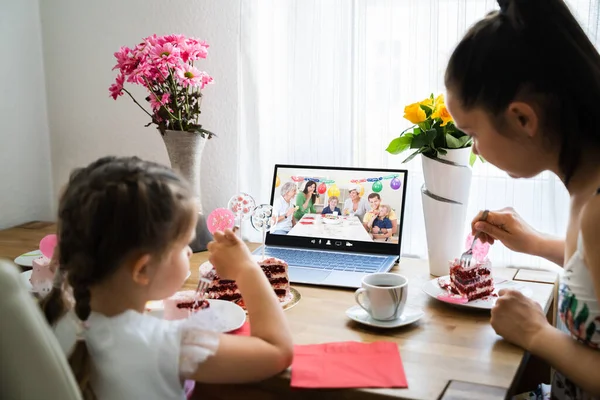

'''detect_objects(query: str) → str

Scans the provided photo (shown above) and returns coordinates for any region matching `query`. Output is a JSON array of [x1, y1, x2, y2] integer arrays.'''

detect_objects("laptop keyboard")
[[261, 247, 388, 273]]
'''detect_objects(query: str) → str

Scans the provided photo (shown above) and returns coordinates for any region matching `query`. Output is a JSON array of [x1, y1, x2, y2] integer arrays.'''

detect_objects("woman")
[[342, 185, 370, 221], [445, 0, 600, 397], [294, 180, 318, 221], [272, 181, 298, 234]]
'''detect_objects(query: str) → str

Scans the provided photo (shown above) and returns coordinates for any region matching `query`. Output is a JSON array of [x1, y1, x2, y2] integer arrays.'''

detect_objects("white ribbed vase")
[[421, 147, 473, 276], [162, 129, 212, 252]]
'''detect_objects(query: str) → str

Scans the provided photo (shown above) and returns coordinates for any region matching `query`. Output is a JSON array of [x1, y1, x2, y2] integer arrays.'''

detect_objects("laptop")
[[252, 164, 408, 289]]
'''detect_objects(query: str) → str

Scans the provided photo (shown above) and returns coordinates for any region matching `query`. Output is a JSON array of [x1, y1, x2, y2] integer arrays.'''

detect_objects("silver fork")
[[191, 275, 213, 311], [459, 209, 489, 268]]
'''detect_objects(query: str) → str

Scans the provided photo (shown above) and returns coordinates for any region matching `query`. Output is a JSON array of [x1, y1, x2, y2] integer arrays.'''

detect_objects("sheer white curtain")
[[239, 0, 599, 268]]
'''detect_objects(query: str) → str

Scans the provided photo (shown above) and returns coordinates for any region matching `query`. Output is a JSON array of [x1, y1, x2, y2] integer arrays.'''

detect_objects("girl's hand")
[[490, 289, 549, 351], [207, 229, 256, 281], [471, 207, 541, 255]]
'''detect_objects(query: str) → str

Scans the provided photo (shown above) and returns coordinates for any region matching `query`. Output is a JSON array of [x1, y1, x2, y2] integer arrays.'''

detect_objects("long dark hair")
[[445, 0, 600, 185], [39, 156, 195, 399], [303, 180, 318, 204]]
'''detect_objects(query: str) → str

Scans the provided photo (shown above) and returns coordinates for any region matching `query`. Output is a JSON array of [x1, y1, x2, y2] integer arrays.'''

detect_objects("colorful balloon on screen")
[[372, 181, 383, 193], [327, 184, 340, 197], [206, 208, 236, 234], [390, 177, 402, 190], [317, 183, 327, 194], [275, 176, 281, 187], [357, 183, 365, 197], [291, 176, 304, 183]]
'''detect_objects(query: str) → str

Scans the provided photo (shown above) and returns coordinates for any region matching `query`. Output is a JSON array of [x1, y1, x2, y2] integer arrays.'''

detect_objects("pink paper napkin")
[[291, 341, 407, 389]]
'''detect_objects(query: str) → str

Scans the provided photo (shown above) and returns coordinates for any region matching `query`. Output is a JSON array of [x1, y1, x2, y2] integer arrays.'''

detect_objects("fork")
[[459, 209, 489, 268], [191, 275, 213, 311]]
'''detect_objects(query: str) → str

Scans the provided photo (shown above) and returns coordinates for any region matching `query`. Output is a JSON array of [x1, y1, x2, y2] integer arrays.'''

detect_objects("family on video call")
[[271, 178, 400, 243]]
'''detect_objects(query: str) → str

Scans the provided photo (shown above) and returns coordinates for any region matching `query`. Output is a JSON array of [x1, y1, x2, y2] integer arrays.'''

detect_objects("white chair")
[[0, 259, 82, 400]]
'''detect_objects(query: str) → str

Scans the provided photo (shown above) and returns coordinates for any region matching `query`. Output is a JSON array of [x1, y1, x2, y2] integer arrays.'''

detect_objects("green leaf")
[[424, 129, 437, 148], [386, 134, 414, 155], [402, 148, 425, 163], [445, 134, 462, 148], [469, 151, 477, 167], [420, 104, 432, 115], [437, 148, 447, 155], [457, 135, 472, 147], [410, 132, 427, 149]]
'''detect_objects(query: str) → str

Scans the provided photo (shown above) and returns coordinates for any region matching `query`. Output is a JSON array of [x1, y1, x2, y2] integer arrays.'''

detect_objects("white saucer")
[[345, 305, 424, 328], [14, 250, 42, 267]]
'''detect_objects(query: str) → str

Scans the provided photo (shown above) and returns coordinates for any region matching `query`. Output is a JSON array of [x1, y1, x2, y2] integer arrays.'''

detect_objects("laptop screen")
[[265, 164, 408, 256]]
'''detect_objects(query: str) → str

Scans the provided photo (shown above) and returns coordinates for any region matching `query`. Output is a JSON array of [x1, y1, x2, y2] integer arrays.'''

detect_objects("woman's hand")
[[490, 289, 550, 351], [471, 207, 542, 255]]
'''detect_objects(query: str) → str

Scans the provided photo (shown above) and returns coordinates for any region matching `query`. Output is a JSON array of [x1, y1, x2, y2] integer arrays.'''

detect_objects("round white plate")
[[20, 270, 33, 291], [14, 250, 42, 267], [147, 299, 246, 333], [422, 276, 533, 310], [345, 305, 424, 329]]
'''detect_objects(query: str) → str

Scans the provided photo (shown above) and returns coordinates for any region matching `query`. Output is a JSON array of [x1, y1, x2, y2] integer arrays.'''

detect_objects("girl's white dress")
[[54, 308, 220, 400]]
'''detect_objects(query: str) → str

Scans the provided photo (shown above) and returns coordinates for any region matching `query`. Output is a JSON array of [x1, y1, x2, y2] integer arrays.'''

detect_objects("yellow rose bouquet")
[[386, 94, 480, 166]]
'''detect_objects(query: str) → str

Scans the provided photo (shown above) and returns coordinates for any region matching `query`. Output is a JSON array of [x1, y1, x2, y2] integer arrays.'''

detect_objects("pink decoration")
[[207, 208, 235, 234], [465, 233, 490, 262], [39, 234, 57, 259], [291, 176, 304, 182]]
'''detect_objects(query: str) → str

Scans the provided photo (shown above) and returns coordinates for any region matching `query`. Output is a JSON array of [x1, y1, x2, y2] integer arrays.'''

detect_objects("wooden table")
[[1, 222, 558, 400]]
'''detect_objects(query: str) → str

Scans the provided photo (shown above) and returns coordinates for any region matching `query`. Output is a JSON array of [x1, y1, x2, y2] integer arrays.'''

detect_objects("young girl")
[[367, 205, 393, 240], [41, 156, 293, 399], [445, 0, 600, 397]]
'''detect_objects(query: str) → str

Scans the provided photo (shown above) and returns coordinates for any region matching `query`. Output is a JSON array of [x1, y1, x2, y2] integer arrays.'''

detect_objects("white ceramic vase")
[[421, 147, 472, 276], [162, 129, 213, 252]]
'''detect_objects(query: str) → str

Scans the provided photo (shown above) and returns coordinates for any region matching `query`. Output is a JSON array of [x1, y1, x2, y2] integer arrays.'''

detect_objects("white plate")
[[14, 250, 42, 267], [345, 305, 424, 329], [20, 270, 33, 291], [147, 299, 246, 333], [422, 276, 533, 310], [20, 270, 191, 294], [322, 218, 342, 225]]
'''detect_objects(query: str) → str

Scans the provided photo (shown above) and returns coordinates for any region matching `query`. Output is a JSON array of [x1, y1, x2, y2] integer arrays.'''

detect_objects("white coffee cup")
[[354, 273, 408, 321]]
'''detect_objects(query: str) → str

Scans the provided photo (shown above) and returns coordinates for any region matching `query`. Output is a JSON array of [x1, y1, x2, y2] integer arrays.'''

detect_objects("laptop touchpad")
[[288, 267, 331, 283]]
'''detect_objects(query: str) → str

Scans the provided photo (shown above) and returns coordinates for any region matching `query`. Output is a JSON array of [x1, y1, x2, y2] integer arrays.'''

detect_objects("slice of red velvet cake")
[[449, 259, 494, 301], [199, 257, 290, 308]]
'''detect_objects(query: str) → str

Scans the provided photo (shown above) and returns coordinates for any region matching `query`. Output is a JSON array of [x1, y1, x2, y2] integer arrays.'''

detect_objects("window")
[[239, 0, 598, 267]]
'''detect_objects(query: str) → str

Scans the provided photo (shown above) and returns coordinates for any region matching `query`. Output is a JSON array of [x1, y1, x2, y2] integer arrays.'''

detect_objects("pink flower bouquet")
[[109, 34, 215, 137]]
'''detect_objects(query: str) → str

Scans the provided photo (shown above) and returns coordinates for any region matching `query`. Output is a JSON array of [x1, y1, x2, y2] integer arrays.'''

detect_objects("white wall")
[[0, 0, 53, 229], [39, 0, 240, 215]]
